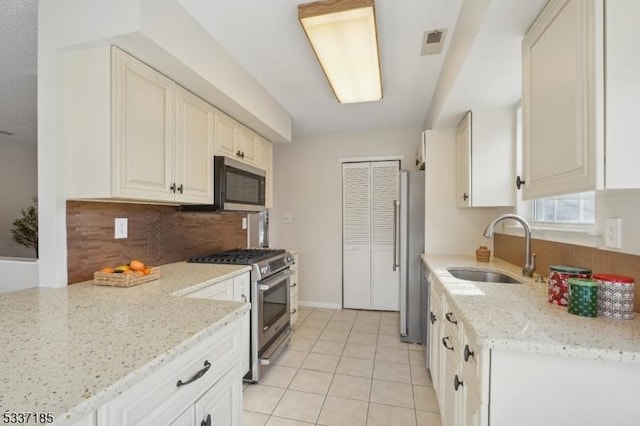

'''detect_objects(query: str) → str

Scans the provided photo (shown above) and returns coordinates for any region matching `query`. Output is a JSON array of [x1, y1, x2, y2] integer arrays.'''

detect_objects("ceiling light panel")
[[299, 0, 382, 104]]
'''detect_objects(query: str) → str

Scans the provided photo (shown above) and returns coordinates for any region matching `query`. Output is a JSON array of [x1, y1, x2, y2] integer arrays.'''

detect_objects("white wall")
[[0, 259, 39, 293], [0, 139, 37, 258], [423, 130, 498, 254], [270, 127, 498, 308], [597, 190, 640, 255]]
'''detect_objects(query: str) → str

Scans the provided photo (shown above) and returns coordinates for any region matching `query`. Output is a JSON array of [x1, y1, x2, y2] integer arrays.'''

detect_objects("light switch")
[[283, 214, 292, 224]]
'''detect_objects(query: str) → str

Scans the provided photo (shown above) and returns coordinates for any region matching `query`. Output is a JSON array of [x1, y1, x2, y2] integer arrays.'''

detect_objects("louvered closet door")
[[343, 161, 400, 311], [343, 163, 372, 309], [371, 161, 400, 310]]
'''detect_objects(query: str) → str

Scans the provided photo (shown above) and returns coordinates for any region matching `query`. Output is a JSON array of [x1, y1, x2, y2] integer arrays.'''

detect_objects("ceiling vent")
[[421, 28, 448, 56]]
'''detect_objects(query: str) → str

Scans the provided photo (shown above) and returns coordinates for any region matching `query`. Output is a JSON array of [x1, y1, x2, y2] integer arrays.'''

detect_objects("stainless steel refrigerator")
[[399, 170, 425, 343]]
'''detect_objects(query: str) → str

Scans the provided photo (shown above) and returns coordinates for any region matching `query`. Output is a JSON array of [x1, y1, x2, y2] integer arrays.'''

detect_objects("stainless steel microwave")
[[181, 156, 266, 212]]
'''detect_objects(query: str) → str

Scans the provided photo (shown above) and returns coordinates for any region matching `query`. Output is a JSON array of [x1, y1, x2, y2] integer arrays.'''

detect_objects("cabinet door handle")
[[176, 360, 211, 387], [236, 150, 242, 157], [454, 374, 464, 391], [463, 193, 469, 201], [290, 282, 297, 288], [442, 337, 454, 351], [291, 308, 297, 314], [516, 175, 526, 190], [170, 183, 176, 193], [241, 294, 247, 303], [241, 151, 245, 159], [177, 184, 184, 194], [201, 414, 211, 426], [430, 312, 437, 324], [464, 344, 475, 362], [445, 312, 458, 325]]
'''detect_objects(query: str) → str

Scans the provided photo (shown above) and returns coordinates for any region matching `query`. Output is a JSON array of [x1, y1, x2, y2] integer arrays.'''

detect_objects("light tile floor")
[[242, 308, 442, 426]]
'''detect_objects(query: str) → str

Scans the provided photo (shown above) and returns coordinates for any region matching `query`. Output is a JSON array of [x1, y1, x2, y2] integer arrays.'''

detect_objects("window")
[[531, 192, 595, 225]]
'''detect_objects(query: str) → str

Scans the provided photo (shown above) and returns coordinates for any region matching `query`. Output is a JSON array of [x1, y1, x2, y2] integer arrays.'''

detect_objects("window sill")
[[500, 224, 600, 248]]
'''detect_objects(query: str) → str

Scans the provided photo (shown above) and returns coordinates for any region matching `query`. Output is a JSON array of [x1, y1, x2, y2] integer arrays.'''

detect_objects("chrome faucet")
[[483, 214, 536, 277]]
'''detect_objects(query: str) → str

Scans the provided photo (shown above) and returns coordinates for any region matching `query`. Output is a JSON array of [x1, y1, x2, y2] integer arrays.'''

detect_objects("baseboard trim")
[[298, 300, 343, 310]]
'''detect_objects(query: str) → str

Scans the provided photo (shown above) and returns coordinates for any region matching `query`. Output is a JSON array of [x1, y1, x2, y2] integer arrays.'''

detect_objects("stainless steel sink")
[[446, 268, 524, 284]]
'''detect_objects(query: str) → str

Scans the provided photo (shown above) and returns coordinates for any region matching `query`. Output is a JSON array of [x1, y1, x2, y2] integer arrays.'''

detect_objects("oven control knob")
[[260, 266, 269, 275]]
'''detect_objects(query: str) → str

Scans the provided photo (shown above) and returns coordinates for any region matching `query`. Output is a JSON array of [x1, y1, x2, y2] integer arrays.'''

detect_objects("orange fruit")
[[101, 267, 114, 273], [129, 259, 145, 271]]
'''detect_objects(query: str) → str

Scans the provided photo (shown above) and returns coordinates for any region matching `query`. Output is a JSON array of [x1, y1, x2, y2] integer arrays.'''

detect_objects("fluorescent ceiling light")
[[299, 0, 382, 104]]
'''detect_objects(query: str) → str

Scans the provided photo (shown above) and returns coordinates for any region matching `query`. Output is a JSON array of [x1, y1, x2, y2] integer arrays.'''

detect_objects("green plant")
[[11, 197, 38, 257]]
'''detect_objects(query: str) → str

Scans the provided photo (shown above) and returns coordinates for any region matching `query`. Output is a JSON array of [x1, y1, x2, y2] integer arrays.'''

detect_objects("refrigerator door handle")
[[392, 200, 400, 271]]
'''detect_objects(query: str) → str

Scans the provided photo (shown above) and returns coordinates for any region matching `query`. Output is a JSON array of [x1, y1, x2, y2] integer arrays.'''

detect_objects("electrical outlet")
[[604, 217, 621, 249], [114, 218, 128, 239], [242, 217, 248, 230], [283, 214, 292, 224]]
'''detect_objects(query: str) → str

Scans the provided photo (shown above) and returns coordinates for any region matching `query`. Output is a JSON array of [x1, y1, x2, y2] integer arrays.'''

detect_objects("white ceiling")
[[180, 0, 464, 137], [0, 0, 37, 145], [0, 0, 547, 145]]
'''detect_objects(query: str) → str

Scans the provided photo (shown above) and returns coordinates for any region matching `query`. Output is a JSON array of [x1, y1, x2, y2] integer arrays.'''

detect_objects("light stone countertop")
[[0, 262, 251, 424], [422, 254, 640, 363]]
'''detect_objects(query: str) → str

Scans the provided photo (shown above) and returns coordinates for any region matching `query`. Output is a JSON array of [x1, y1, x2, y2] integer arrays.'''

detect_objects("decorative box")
[[548, 265, 591, 307], [567, 278, 598, 317], [594, 273, 635, 320]]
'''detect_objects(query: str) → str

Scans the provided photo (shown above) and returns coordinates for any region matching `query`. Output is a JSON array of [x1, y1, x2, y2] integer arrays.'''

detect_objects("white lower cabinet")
[[183, 272, 251, 378], [429, 276, 488, 426], [97, 317, 242, 425], [289, 250, 299, 326], [195, 363, 242, 426]]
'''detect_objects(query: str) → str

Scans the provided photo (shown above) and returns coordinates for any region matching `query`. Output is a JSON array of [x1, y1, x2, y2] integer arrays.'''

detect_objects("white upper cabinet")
[[174, 87, 215, 204], [456, 109, 515, 208], [521, 0, 640, 198], [255, 136, 274, 208], [214, 110, 258, 166], [65, 46, 213, 204]]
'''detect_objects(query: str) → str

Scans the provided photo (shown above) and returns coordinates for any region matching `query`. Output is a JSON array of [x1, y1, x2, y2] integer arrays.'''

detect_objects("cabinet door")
[[236, 127, 257, 165], [456, 112, 471, 208], [170, 407, 194, 426], [233, 272, 251, 377], [112, 48, 175, 202], [214, 110, 238, 158], [256, 137, 273, 209], [175, 87, 214, 204], [462, 385, 481, 426], [195, 365, 242, 426], [428, 287, 442, 399], [522, 0, 604, 199], [442, 349, 462, 426]]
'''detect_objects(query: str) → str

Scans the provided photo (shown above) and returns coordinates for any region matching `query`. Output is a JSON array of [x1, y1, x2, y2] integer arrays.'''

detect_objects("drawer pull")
[[430, 312, 437, 324], [176, 360, 211, 388], [464, 344, 475, 362], [241, 294, 247, 303], [454, 374, 464, 391], [445, 312, 458, 325], [442, 337, 454, 351], [201, 414, 211, 426], [291, 308, 297, 314]]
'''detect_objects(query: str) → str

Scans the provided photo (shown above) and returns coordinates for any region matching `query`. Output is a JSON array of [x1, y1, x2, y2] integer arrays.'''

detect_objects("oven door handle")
[[258, 270, 290, 291]]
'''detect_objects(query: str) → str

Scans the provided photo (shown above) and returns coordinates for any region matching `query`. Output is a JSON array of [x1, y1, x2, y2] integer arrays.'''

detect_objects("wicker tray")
[[93, 267, 160, 287]]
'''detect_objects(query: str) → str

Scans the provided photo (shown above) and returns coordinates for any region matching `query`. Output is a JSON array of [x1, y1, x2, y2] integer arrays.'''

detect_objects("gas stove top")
[[188, 248, 286, 265]]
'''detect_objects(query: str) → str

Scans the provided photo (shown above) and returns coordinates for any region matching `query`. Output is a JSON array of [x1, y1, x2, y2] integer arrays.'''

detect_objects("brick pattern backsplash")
[[66, 201, 247, 284], [494, 233, 640, 312]]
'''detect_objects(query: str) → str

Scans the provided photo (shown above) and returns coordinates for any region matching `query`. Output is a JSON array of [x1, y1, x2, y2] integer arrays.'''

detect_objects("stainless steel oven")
[[258, 269, 290, 349], [188, 248, 293, 383]]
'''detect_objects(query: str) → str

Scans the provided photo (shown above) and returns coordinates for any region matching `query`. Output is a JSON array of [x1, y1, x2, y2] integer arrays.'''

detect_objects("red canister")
[[548, 265, 592, 307]]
